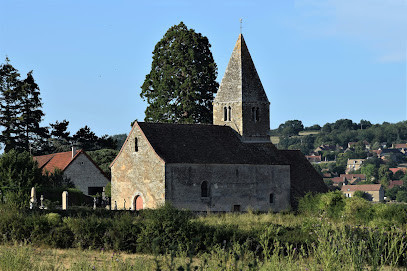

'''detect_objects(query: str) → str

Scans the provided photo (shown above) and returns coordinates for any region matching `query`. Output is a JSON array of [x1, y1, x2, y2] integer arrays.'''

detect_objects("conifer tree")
[[0, 58, 48, 153], [17, 71, 49, 154], [0, 57, 22, 152], [141, 22, 218, 124]]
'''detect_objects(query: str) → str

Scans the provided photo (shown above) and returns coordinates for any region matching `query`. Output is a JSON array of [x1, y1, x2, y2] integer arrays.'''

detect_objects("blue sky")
[[0, 0, 406, 136]]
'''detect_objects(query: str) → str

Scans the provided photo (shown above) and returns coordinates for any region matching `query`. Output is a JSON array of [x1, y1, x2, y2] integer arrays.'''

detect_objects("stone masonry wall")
[[64, 153, 109, 195], [213, 101, 243, 136], [166, 164, 290, 212], [111, 125, 165, 210]]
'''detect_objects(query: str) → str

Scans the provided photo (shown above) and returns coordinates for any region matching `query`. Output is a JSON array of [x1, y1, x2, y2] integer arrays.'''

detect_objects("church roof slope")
[[137, 122, 283, 165], [214, 34, 269, 103]]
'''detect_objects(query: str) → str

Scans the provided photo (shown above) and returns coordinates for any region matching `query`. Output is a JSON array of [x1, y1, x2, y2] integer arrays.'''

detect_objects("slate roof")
[[137, 122, 284, 165], [278, 150, 328, 207], [214, 34, 269, 103]]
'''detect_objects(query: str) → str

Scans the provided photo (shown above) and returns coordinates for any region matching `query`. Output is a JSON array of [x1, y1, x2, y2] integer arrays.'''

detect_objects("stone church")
[[111, 34, 327, 212]]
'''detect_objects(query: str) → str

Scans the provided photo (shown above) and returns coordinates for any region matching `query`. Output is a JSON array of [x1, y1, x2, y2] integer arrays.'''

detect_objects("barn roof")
[[34, 150, 81, 173], [34, 150, 109, 179], [136, 122, 285, 165]]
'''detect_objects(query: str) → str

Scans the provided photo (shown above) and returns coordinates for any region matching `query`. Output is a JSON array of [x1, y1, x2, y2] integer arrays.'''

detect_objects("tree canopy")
[[140, 22, 218, 124], [0, 58, 48, 154]]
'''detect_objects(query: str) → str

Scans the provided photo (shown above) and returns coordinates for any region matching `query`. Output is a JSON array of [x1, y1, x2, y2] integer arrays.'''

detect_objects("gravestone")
[[40, 195, 44, 209], [62, 191, 68, 210], [30, 187, 37, 205], [93, 197, 97, 210]]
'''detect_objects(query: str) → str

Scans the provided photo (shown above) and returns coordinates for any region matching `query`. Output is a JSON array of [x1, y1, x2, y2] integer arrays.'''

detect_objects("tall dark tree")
[[141, 22, 218, 124], [0, 57, 21, 152], [17, 71, 49, 154], [73, 125, 98, 151], [49, 119, 71, 153], [50, 120, 70, 141]]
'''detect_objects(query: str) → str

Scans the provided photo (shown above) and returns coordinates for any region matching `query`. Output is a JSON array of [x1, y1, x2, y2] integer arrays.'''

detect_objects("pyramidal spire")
[[215, 34, 269, 103]]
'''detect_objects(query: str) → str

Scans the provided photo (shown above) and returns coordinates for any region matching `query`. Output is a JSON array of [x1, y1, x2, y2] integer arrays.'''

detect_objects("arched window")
[[201, 181, 209, 198], [134, 137, 138, 152], [256, 107, 260, 122], [269, 193, 274, 204], [251, 107, 255, 121], [228, 106, 231, 121], [223, 107, 228, 121]]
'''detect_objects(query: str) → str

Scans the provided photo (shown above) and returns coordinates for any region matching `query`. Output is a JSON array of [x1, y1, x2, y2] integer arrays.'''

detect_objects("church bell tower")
[[213, 34, 270, 142]]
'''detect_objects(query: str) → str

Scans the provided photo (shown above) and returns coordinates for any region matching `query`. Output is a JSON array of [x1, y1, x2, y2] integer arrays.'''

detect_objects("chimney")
[[72, 145, 77, 159]]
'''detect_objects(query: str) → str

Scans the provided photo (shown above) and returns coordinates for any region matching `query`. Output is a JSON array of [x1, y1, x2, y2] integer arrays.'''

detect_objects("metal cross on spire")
[[240, 18, 243, 34]]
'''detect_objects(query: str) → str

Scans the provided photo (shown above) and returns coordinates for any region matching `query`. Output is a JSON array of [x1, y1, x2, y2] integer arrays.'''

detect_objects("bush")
[[318, 191, 345, 218], [343, 197, 373, 223], [298, 193, 322, 216]]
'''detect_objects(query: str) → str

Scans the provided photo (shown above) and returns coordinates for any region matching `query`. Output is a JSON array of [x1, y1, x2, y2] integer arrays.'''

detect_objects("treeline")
[[275, 119, 407, 155]]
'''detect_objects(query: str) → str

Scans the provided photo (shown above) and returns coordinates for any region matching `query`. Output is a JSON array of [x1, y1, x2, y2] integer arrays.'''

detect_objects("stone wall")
[[166, 164, 290, 212], [64, 153, 109, 195], [213, 101, 270, 142], [111, 124, 165, 210]]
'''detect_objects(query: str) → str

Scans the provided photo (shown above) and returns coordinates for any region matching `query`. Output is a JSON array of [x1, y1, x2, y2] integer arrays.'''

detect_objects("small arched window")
[[134, 137, 138, 152], [269, 193, 274, 204], [251, 107, 256, 121], [256, 107, 260, 122], [223, 107, 228, 121], [201, 181, 209, 198], [228, 106, 231, 121]]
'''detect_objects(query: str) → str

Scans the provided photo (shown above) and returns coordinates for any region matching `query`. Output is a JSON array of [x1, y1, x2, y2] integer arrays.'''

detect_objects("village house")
[[388, 180, 404, 189], [389, 167, 407, 175], [34, 147, 109, 196], [392, 143, 407, 150], [341, 184, 384, 202], [339, 174, 366, 185], [110, 34, 327, 212], [305, 155, 321, 163], [345, 159, 365, 173]]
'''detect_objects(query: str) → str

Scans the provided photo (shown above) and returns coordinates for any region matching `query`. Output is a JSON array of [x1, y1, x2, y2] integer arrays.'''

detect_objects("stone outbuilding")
[[34, 147, 109, 196], [111, 34, 327, 212]]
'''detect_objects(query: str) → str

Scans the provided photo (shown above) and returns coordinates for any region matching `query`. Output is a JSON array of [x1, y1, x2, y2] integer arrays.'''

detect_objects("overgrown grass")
[[0, 194, 406, 270]]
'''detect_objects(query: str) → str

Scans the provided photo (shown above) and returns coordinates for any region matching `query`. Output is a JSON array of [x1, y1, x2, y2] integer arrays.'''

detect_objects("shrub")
[[343, 197, 373, 223], [318, 191, 345, 218], [137, 204, 194, 254], [297, 193, 322, 216]]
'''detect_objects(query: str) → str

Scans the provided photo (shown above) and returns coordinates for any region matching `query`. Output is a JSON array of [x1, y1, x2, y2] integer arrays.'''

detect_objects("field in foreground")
[[0, 242, 405, 271], [0, 192, 407, 270]]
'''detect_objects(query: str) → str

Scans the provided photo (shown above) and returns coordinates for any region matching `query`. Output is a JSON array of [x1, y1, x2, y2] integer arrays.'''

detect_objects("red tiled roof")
[[389, 180, 404, 189], [389, 168, 407, 174], [393, 144, 407, 149], [332, 177, 345, 184], [341, 184, 382, 192], [340, 174, 366, 180], [34, 150, 81, 173]]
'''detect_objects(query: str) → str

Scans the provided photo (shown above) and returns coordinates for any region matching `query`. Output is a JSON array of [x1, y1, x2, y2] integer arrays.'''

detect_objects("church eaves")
[[214, 34, 269, 103]]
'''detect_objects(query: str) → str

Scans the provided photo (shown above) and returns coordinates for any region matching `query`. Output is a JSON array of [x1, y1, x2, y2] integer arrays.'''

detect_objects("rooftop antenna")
[[240, 18, 243, 34]]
